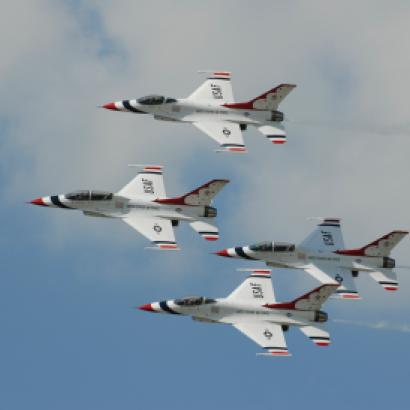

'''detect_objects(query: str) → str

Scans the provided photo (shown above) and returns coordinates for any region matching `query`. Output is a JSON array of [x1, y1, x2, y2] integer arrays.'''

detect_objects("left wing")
[[258, 123, 287, 144], [122, 215, 178, 250], [189, 220, 219, 241], [300, 325, 330, 346], [118, 166, 165, 200], [193, 121, 246, 153], [234, 322, 290, 356], [303, 264, 361, 300]]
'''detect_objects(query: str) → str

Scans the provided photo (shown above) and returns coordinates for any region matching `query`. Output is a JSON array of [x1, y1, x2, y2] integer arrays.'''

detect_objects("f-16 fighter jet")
[[215, 218, 408, 299], [102, 71, 296, 153], [30, 165, 229, 250], [139, 268, 338, 356]]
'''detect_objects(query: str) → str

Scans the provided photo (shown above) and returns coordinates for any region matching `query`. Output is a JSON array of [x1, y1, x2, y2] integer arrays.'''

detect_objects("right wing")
[[193, 121, 247, 153], [227, 269, 275, 304], [117, 166, 165, 200], [303, 264, 361, 300], [122, 215, 178, 250], [188, 71, 234, 103], [234, 322, 290, 356], [300, 218, 345, 252]]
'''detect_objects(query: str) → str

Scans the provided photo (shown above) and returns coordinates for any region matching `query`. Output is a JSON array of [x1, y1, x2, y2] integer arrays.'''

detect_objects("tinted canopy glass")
[[249, 241, 273, 252], [273, 242, 295, 252], [137, 95, 165, 105], [65, 190, 90, 201], [174, 296, 216, 306], [90, 191, 113, 201]]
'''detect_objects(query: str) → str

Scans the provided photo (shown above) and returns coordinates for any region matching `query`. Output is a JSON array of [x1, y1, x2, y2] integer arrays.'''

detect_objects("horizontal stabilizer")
[[300, 325, 330, 346], [190, 220, 219, 241], [258, 124, 287, 144], [369, 269, 399, 292]]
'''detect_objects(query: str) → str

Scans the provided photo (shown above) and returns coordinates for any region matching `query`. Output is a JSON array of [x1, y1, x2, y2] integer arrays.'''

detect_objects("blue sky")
[[1, 1, 410, 409]]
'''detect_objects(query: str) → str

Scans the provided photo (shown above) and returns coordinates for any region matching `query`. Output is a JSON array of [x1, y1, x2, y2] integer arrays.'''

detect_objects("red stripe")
[[384, 286, 398, 291], [342, 294, 360, 299], [144, 166, 162, 170], [272, 140, 286, 144], [252, 270, 271, 274], [204, 236, 218, 241], [228, 147, 246, 152], [315, 342, 330, 346], [213, 72, 230, 76], [159, 244, 177, 249], [271, 351, 289, 355]]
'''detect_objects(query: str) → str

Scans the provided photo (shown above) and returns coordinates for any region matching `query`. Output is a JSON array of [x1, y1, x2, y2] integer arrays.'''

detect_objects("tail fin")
[[155, 179, 229, 206], [336, 231, 408, 257], [267, 284, 339, 311], [225, 84, 296, 111]]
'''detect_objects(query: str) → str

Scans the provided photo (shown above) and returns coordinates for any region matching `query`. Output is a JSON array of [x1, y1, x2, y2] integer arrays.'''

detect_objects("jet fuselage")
[[140, 297, 326, 328]]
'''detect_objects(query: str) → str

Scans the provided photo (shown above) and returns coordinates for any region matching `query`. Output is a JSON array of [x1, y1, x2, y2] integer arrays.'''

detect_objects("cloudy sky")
[[1, 1, 410, 409]]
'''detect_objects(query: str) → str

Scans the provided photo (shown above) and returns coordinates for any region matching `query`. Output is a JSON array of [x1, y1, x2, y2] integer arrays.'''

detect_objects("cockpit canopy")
[[65, 190, 113, 201], [249, 241, 295, 253], [174, 296, 216, 306], [137, 95, 177, 105]]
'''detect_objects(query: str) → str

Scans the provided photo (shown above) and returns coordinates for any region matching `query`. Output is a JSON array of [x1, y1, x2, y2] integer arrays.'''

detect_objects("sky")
[[1, 1, 410, 409]]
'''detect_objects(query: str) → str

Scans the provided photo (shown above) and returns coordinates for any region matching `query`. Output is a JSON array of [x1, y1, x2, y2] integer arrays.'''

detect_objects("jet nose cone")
[[214, 249, 231, 257], [30, 197, 47, 206], [138, 303, 155, 312], [101, 102, 118, 111]]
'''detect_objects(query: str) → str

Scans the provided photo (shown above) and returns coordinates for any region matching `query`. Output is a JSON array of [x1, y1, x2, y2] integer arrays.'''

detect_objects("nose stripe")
[[159, 301, 180, 314], [122, 100, 146, 113], [235, 247, 256, 260], [50, 195, 72, 209]]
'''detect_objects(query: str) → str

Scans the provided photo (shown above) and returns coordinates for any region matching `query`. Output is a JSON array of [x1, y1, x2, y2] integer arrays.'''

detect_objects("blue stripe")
[[159, 301, 180, 314]]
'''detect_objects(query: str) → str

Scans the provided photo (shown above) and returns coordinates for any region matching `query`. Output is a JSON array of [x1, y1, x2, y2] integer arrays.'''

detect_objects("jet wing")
[[258, 123, 287, 144], [122, 215, 178, 250], [369, 269, 399, 292], [234, 322, 290, 356], [227, 269, 275, 304], [118, 166, 166, 200], [300, 218, 345, 252], [188, 71, 234, 103], [189, 220, 219, 241], [193, 121, 247, 153], [303, 264, 361, 300], [299, 325, 330, 346]]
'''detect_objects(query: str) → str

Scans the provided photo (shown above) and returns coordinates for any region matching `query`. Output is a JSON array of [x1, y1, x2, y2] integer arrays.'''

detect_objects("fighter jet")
[[139, 268, 338, 356], [102, 71, 296, 153], [215, 218, 408, 299], [29, 165, 229, 250]]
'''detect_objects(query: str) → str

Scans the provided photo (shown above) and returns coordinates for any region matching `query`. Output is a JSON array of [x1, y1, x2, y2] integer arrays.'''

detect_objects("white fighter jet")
[[139, 268, 338, 356], [29, 165, 229, 250], [102, 71, 296, 153], [215, 218, 408, 299]]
